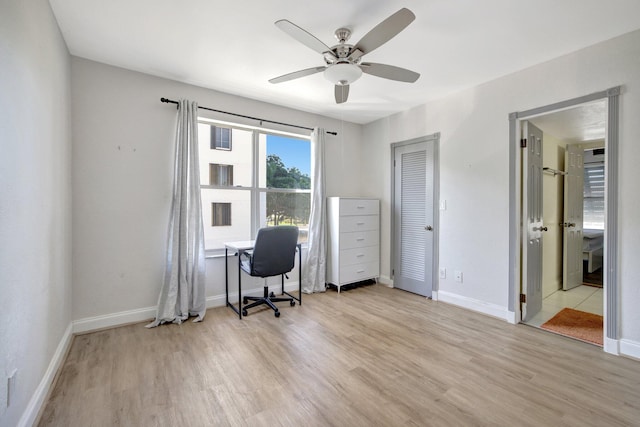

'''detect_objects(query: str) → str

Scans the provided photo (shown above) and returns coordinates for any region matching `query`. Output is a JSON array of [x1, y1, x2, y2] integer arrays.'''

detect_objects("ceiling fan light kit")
[[324, 63, 362, 85], [270, 8, 420, 104]]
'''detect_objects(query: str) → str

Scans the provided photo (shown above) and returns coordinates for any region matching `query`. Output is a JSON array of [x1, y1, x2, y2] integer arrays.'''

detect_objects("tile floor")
[[524, 284, 603, 328]]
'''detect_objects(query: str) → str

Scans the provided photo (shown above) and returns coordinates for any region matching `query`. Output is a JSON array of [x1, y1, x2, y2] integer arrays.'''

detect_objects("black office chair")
[[240, 226, 299, 317]]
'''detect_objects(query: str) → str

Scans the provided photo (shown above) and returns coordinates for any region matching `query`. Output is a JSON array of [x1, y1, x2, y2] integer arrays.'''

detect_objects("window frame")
[[583, 161, 605, 230], [198, 118, 311, 255]]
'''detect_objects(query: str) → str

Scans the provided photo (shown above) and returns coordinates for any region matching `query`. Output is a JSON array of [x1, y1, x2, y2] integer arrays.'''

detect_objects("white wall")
[[362, 29, 640, 353], [70, 58, 363, 323], [0, 1, 73, 426]]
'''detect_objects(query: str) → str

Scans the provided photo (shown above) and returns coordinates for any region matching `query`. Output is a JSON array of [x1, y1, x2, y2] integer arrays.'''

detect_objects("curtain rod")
[[160, 97, 337, 136]]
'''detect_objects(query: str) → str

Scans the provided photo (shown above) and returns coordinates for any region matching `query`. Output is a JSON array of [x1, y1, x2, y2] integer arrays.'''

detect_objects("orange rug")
[[541, 308, 603, 346]]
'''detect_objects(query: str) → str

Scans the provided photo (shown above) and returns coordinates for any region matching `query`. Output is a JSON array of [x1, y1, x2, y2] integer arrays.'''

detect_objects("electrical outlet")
[[439, 199, 447, 210], [439, 268, 446, 279], [454, 270, 463, 283]]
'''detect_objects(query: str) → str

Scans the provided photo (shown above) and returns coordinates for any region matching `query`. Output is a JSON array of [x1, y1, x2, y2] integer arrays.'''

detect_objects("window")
[[583, 148, 605, 230], [198, 121, 311, 252], [211, 126, 231, 150], [211, 203, 232, 226], [210, 164, 233, 186]]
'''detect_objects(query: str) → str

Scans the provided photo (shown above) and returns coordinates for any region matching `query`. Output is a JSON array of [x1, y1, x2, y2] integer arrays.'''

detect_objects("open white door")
[[562, 145, 584, 290], [522, 121, 544, 322]]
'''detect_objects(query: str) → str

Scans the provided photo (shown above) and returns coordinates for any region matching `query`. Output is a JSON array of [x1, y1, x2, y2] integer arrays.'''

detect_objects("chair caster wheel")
[[242, 309, 247, 316], [290, 300, 296, 306], [243, 298, 248, 304], [274, 311, 280, 318], [269, 292, 276, 298]]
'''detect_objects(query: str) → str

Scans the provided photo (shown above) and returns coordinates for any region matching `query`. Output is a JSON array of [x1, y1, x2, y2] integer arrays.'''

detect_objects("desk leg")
[[225, 248, 242, 319], [225, 248, 229, 306], [298, 244, 302, 305], [282, 244, 302, 305], [238, 251, 242, 319]]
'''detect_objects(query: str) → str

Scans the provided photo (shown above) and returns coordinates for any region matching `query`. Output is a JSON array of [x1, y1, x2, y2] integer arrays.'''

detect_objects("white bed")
[[583, 229, 604, 273]]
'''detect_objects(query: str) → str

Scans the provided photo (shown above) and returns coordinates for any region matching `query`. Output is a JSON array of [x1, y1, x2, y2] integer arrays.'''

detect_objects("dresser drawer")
[[339, 230, 379, 250], [339, 199, 379, 216], [339, 245, 379, 267], [339, 261, 379, 285], [340, 215, 379, 233]]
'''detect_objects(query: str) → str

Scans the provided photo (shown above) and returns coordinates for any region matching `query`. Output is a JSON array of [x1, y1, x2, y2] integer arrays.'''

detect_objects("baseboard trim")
[[72, 282, 301, 334], [72, 306, 157, 334], [378, 275, 393, 287], [620, 338, 640, 360], [19, 323, 73, 427], [437, 290, 510, 321]]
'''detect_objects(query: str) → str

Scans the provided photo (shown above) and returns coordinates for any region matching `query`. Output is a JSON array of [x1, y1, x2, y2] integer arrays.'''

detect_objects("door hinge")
[[520, 138, 527, 148], [520, 293, 526, 303]]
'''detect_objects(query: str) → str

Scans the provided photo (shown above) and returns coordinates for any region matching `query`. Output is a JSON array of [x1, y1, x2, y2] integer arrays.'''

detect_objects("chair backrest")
[[250, 226, 299, 277]]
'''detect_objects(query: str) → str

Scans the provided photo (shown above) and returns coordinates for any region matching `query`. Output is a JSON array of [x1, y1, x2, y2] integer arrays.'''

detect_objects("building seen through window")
[[198, 121, 311, 252]]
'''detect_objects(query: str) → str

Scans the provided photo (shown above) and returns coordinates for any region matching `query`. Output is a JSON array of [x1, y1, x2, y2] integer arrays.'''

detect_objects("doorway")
[[508, 87, 620, 353], [391, 134, 439, 298], [521, 108, 606, 341]]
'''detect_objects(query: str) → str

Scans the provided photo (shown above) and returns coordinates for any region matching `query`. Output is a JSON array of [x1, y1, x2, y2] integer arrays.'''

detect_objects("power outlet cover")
[[439, 268, 446, 279], [454, 271, 463, 283]]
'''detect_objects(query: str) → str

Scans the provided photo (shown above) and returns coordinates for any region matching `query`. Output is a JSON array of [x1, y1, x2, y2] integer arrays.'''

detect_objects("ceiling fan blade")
[[360, 62, 420, 83], [275, 19, 334, 55], [269, 66, 327, 84], [352, 8, 415, 55], [335, 84, 349, 104]]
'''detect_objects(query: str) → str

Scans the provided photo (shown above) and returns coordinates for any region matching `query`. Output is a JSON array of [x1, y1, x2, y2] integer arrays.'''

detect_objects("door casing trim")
[[508, 87, 620, 354], [390, 133, 440, 297]]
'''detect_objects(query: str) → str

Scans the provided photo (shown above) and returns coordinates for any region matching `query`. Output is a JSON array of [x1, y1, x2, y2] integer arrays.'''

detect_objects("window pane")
[[210, 164, 233, 186], [201, 189, 251, 250], [212, 126, 231, 149], [583, 162, 605, 230], [261, 191, 310, 243], [258, 133, 311, 189], [211, 202, 231, 226], [198, 124, 252, 187]]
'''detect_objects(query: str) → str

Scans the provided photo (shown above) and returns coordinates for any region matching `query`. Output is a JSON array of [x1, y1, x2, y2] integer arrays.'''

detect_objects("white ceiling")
[[49, 0, 640, 124], [530, 100, 607, 144]]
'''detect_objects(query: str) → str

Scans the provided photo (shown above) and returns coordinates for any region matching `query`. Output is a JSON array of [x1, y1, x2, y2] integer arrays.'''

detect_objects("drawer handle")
[[356, 254, 364, 257], [357, 269, 365, 273], [357, 222, 365, 225], [357, 206, 365, 209], [356, 238, 365, 241]]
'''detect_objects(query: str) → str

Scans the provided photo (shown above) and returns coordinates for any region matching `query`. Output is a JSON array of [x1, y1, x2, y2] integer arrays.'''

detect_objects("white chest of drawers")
[[326, 197, 380, 292]]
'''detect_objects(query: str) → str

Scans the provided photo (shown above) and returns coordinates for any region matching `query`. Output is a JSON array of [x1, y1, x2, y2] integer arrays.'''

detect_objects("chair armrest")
[[239, 249, 253, 262]]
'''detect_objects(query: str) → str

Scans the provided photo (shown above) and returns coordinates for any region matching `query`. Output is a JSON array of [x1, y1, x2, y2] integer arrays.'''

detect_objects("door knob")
[[533, 226, 548, 232], [425, 225, 433, 231]]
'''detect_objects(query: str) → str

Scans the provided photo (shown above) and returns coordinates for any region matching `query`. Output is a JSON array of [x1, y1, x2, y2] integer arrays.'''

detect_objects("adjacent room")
[[2, 1, 640, 426]]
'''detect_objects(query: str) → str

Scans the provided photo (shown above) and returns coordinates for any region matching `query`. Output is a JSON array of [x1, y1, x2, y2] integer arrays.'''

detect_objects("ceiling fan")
[[269, 8, 420, 104]]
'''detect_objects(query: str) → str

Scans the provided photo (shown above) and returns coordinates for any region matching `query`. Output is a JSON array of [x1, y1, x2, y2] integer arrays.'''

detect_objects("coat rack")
[[543, 167, 567, 177]]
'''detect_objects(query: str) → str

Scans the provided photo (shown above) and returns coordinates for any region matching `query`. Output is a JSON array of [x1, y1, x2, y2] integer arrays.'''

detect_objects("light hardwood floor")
[[38, 284, 640, 426]]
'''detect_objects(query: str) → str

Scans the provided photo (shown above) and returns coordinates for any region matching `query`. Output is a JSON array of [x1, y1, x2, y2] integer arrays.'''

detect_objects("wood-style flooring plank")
[[38, 284, 640, 426]]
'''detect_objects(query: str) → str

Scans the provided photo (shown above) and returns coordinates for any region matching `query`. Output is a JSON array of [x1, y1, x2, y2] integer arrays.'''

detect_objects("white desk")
[[224, 241, 302, 319]]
